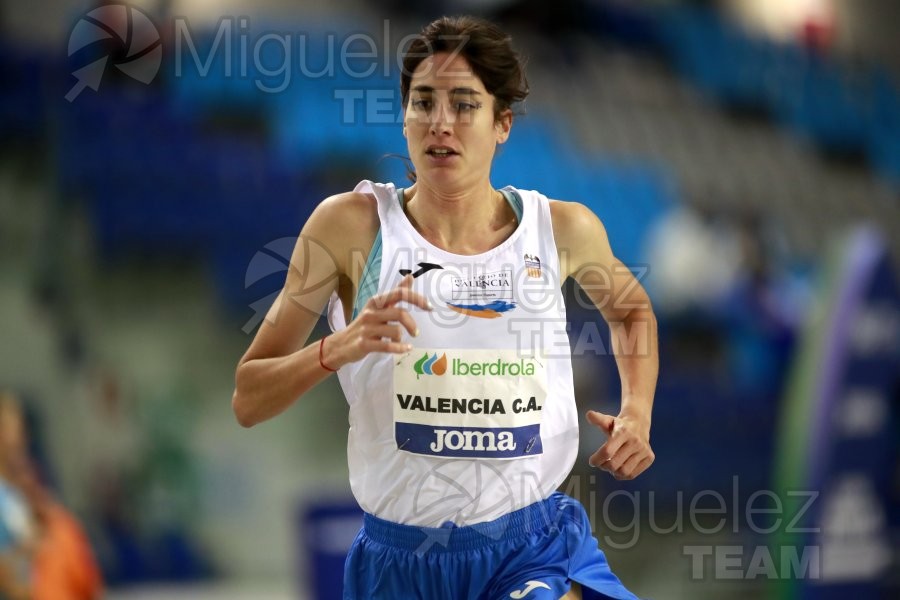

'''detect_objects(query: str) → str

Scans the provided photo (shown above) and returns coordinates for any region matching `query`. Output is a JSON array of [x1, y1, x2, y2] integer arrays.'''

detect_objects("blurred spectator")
[[0, 392, 103, 600], [644, 204, 804, 400], [0, 392, 35, 600], [720, 211, 800, 400], [644, 205, 743, 314], [29, 492, 104, 600], [83, 368, 143, 584]]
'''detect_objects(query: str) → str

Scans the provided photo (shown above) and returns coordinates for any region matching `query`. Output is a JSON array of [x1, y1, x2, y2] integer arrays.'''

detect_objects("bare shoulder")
[[238, 191, 378, 366], [548, 199, 613, 279], [308, 189, 378, 253], [548, 199, 606, 243], [311, 191, 379, 236], [298, 192, 379, 281]]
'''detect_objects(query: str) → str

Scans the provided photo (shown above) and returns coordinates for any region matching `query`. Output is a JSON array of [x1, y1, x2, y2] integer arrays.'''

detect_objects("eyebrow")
[[411, 85, 482, 95]]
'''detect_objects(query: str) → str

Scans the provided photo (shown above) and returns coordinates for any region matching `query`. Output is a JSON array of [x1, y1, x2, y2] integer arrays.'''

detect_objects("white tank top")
[[328, 180, 578, 526]]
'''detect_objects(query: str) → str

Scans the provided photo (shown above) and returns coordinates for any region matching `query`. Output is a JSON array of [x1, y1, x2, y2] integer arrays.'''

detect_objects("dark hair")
[[400, 15, 530, 122]]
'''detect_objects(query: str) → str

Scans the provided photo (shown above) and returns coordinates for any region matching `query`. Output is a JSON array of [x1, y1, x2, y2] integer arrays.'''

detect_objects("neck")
[[403, 180, 515, 254]]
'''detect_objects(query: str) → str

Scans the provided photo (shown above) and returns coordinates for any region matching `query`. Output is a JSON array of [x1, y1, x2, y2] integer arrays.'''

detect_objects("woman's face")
[[403, 52, 511, 192]]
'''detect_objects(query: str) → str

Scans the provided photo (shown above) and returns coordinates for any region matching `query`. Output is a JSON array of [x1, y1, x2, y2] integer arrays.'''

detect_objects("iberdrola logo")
[[413, 353, 447, 378]]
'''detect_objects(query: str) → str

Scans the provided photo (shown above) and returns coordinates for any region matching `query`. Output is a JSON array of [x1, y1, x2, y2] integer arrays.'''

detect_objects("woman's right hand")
[[322, 274, 431, 369]]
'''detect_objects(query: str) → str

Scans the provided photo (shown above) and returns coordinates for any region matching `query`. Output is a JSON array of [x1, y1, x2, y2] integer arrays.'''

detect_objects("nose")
[[429, 100, 454, 136]]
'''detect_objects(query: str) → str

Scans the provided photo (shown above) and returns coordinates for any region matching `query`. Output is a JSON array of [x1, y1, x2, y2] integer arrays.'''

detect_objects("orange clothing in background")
[[32, 503, 103, 600]]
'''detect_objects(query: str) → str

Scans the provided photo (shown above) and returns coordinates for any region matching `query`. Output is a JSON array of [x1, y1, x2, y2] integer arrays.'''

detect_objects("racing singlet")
[[327, 180, 578, 527]]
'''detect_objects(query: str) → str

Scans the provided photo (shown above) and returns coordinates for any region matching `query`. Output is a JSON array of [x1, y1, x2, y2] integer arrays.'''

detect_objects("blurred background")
[[1, 0, 899, 598]]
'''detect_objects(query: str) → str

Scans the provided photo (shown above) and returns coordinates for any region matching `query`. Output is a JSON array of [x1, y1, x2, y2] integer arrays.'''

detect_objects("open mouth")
[[426, 147, 458, 157]]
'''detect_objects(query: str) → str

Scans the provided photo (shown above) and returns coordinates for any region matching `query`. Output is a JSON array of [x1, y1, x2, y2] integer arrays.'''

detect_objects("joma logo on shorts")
[[510, 580, 551, 598], [429, 428, 516, 453]]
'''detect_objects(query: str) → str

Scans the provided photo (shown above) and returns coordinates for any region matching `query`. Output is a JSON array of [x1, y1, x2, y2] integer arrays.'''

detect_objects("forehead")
[[409, 52, 487, 93]]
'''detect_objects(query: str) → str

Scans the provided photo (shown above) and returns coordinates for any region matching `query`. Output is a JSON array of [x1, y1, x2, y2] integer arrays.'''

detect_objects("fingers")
[[590, 442, 655, 480], [347, 276, 437, 360], [358, 276, 430, 339], [590, 442, 637, 476], [616, 454, 654, 480], [352, 323, 410, 354], [612, 451, 646, 480], [359, 338, 413, 355], [368, 307, 419, 338], [351, 319, 406, 348], [609, 454, 654, 481], [587, 410, 655, 479], [586, 410, 615, 434], [356, 308, 417, 338], [370, 275, 432, 312], [589, 440, 634, 470], [345, 276, 432, 361], [366, 324, 405, 343], [588, 446, 610, 470], [586, 411, 627, 461]]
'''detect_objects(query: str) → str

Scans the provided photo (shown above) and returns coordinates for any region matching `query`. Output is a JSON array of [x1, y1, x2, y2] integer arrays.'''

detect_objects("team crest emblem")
[[524, 254, 541, 278]]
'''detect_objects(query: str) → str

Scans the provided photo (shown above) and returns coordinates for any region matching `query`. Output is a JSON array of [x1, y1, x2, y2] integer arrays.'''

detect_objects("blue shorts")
[[343, 492, 641, 600]]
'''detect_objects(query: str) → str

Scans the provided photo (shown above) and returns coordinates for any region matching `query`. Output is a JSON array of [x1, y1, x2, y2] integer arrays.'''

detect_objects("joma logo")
[[429, 428, 516, 453]]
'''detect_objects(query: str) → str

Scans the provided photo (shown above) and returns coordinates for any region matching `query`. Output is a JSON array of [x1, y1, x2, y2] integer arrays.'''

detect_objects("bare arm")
[[233, 192, 367, 427], [552, 200, 659, 480], [232, 192, 430, 427]]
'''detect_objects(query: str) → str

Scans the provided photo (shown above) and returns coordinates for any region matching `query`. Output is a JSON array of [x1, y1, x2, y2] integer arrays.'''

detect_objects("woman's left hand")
[[586, 410, 655, 480]]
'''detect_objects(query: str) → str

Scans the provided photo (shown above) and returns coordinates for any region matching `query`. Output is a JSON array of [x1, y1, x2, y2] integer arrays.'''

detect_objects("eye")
[[411, 98, 432, 111], [454, 101, 479, 113]]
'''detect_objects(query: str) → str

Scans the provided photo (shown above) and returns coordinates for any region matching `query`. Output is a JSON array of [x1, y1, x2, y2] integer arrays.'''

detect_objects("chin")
[[419, 165, 455, 180]]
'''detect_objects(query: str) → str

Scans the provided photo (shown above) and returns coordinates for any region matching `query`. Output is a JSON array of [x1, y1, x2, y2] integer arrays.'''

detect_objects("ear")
[[495, 108, 512, 144]]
